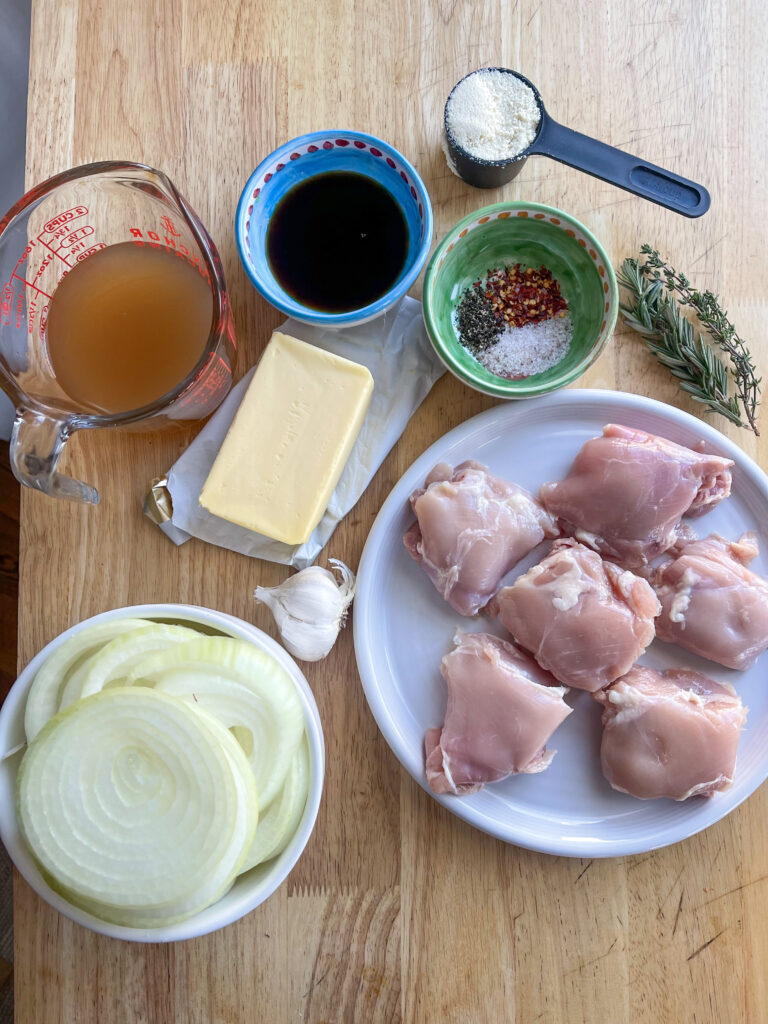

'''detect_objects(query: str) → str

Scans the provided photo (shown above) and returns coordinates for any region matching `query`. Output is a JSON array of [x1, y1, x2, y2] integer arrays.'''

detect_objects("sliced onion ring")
[[24, 618, 150, 742], [17, 688, 257, 922]]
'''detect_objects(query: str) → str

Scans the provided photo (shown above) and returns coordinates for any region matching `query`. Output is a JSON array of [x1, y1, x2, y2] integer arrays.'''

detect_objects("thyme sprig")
[[618, 249, 760, 435]]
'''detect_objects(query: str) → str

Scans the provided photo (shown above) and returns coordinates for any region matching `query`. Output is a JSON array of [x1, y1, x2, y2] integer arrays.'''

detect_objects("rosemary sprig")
[[618, 251, 760, 435], [638, 245, 760, 434]]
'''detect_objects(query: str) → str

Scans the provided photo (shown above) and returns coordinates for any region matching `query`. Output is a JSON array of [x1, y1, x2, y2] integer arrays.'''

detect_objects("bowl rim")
[[0, 603, 325, 943], [235, 129, 434, 328], [422, 200, 619, 399]]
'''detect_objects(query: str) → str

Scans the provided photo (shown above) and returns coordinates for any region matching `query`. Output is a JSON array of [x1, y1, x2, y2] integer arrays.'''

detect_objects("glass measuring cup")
[[0, 161, 236, 504], [444, 68, 710, 217]]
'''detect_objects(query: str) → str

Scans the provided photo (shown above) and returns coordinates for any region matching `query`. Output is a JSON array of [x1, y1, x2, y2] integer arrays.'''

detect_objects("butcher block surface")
[[14, 0, 768, 1020]]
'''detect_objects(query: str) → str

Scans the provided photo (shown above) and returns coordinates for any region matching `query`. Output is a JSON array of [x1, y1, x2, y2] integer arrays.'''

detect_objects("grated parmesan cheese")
[[446, 69, 541, 162]]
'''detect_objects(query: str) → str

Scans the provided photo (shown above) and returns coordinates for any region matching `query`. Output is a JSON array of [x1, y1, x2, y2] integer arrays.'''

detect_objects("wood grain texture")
[[14, 0, 768, 1021], [0, 444, 19, 703]]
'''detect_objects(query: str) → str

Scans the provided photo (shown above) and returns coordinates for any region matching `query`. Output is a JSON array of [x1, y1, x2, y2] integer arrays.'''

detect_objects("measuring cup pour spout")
[[10, 404, 98, 503]]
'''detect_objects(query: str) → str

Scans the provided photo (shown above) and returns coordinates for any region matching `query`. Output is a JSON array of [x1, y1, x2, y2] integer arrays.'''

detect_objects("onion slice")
[[23, 618, 150, 742], [131, 638, 305, 808], [17, 688, 257, 922], [58, 624, 202, 712], [240, 738, 310, 872]]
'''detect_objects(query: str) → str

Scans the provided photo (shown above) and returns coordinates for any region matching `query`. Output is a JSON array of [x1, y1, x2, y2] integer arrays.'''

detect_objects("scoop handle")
[[534, 117, 710, 218]]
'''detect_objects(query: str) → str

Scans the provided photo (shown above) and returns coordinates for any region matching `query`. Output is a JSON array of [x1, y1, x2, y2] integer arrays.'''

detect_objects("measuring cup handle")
[[535, 119, 710, 218], [10, 407, 99, 504]]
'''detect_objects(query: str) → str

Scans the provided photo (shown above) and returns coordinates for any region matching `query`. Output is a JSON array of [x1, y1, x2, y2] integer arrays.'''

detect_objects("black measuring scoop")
[[444, 68, 710, 218]]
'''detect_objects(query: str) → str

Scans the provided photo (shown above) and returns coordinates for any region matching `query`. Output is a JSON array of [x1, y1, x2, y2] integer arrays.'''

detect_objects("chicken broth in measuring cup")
[[45, 242, 212, 414]]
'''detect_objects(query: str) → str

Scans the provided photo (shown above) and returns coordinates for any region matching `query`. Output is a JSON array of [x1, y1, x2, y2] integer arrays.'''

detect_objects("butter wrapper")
[[144, 476, 173, 525], [142, 296, 444, 568], [142, 477, 193, 546]]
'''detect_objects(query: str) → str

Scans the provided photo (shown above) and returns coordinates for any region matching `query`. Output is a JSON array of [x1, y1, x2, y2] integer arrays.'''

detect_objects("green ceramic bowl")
[[422, 201, 618, 398]]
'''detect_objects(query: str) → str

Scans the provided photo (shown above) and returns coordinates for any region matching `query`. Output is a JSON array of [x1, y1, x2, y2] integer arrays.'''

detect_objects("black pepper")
[[455, 285, 503, 354]]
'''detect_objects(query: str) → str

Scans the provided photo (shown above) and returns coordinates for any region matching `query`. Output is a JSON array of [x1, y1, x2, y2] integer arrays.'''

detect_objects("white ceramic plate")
[[354, 390, 768, 857], [0, 604, 325, 942]]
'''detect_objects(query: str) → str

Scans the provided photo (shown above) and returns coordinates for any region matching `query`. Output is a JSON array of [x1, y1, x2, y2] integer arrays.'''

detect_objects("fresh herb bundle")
[[618, 246, 760, 435]]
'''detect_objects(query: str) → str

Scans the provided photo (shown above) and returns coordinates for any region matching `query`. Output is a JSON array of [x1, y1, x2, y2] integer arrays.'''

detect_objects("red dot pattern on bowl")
[[243, 137, 426, 265]]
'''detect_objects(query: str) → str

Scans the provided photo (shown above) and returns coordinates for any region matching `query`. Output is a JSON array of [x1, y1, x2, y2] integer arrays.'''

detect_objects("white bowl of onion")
[[0, 604, 324, 943]]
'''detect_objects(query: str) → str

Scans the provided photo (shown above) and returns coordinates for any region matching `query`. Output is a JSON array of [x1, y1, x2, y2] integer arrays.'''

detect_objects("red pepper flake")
[[483, 263, 567, 328]]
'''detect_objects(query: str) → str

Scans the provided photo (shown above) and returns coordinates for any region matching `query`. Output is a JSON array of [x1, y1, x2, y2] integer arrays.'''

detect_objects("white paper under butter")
[[159, 296, 444, 568]]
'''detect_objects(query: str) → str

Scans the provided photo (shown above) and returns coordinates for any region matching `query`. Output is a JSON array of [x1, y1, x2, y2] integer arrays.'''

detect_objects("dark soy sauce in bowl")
[[266, 171, 409, 313]]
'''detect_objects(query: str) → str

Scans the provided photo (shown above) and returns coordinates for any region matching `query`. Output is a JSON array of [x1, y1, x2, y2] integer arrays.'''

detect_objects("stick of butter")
[[199, 332, 374, 545]]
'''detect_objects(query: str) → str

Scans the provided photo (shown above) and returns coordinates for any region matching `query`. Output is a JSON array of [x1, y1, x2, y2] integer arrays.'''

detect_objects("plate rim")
[[353, 388, 768, 858]]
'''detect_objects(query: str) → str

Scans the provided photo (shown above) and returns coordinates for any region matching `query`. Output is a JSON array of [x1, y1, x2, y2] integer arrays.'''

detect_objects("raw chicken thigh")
[[651, 532, 768, 670], [490, 539, 659, 691], [404, 460, 558, 616], [593, 666, 747, 800], [425, 632, 572, 796], [539, 424, 733, 569]]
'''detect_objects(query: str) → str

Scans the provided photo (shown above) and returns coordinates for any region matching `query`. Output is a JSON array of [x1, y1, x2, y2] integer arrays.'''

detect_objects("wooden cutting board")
[[14, 0, 768, 1020]]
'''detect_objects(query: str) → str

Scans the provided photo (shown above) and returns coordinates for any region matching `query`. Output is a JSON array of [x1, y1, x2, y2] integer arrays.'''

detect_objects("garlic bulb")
[[254, 559, 356, 662]]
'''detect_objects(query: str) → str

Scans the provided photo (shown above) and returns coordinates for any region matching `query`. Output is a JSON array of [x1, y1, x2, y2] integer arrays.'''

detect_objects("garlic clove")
[[276, 617, 340, 662]]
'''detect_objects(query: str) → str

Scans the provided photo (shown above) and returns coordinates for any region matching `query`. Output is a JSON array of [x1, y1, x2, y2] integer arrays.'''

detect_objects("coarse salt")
[[478, 316, 573, 379], [446, 69, 541, 162]]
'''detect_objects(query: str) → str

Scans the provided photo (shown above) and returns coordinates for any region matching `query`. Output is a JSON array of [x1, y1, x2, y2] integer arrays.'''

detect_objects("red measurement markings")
[[6, 237, 52, 306], [37, 207, 96, 268], [225, 307, 237, 351], [0, 283, 15, 327], [26, 297, 41, 335], [75, 244, 106, 263], [31, 252, 55, 289], [172, 353, 231, 417], [52, 225, 94, 253], [198, 354, 232, 400], [37, 229, 81, 269], [43, 206, 88, 235], [9, 239, 37, 279], [1, 276, 51, 332], [6, 240, 52, 300], [9, 272, 51, 300]]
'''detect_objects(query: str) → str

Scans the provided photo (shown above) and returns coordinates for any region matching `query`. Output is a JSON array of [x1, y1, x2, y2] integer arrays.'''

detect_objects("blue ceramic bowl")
[[235, 130, 434, 327]]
